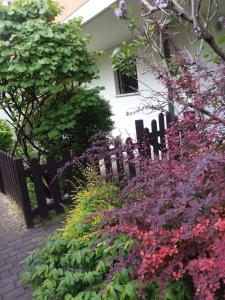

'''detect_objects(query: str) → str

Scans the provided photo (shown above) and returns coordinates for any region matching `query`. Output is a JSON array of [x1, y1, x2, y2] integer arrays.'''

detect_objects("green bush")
[[22, 169, 191, 300], [0, 119, 13, 153], [22, 170, 128, 300], [32, 90, 114, 156], [61, 168, 119, 240], [23, 233, 145, 300]]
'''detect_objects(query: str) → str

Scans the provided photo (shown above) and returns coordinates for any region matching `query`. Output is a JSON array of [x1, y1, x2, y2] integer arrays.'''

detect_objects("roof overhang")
[[64, 0, 117, 24], [64, 0, 140, 52]]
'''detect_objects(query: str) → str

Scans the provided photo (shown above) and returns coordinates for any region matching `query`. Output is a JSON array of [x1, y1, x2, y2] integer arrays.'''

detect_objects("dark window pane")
[[114, 65, 138, 95]]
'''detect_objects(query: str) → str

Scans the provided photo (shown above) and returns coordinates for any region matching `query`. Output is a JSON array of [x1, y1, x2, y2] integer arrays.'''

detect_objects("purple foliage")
[[219, 16, 225, 28], [155, 0, 169, 7], [114, 0, 128, 19]]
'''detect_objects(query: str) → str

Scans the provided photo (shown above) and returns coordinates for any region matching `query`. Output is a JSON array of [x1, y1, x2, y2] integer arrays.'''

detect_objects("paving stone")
[[0, 271, 10, 280], [2, 287, 25, 300], [0, 264, 12, 274], [0, 194, 63, 299], [0, 274, 18, 288], [0, 283, 15, 295], [16, 293, 32, 300]]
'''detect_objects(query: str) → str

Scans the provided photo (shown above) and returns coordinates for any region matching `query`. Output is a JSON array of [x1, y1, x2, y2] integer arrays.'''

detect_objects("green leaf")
[[218, 35, 225, 44], [48, 129, 60, 140]]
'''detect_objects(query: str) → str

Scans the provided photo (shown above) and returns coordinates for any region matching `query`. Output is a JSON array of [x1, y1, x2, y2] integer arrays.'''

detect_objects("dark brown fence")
[[0, 151, 34, 228], [101, 112, 172, 179], [0, 151, 75, 228], [135, 112, 172, 157], [0, 113, 172, 228]]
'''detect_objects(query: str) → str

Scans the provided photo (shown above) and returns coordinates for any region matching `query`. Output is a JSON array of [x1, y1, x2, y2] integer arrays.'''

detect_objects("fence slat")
[[135, 119, 144, 142], [151, 119, 160, 156], [143, 128, 151, 158], [30, 158, 49, 219], [104, 146, 112, 177], [0, 152, 5, 194], [62, 151, 73, 199], [5, 154, 12, 197], [14, 158, 34, 228], [0, 152, 9, 195], [159, 113, 166, 152], [46, 156, 64, 214], [114, 139, 124, 181], [135, 119, 145, 157], [7, 154, 17, 202], [0, 168, 5, 193], [126, 137, 136, 178]]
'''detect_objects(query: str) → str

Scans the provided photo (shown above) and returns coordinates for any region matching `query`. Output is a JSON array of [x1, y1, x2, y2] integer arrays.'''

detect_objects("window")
[[114, 67, 139, 95]]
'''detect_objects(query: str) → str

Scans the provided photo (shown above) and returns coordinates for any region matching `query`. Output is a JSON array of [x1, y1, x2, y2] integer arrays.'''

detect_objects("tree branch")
[[141, 0, 225, 61], [188, 103, 225, 126]]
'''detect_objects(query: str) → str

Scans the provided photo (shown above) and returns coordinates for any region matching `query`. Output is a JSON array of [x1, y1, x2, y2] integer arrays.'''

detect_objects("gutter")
[[63, 0, 117, 24]]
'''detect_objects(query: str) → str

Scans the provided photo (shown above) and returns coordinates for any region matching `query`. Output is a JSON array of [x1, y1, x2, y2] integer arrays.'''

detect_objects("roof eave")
[[63, 0, 117, 24]]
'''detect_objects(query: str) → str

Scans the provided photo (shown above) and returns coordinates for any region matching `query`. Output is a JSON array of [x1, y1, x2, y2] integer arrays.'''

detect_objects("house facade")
[[61, 0, 225, 138], [1, 1, 224, 139], [61, 0, 166, 138]]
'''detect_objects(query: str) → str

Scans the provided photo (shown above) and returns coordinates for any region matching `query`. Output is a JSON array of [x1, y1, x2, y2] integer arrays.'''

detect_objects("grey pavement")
[[0, 194, 63, 300]]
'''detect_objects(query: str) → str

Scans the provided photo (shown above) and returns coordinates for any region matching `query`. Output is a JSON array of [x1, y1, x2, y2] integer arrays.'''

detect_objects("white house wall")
[[83, 3, 224, 139], [89, 49, 166, 140]]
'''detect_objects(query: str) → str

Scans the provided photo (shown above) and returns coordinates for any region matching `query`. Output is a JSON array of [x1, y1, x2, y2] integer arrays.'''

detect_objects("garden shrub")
[[32, 89, 114, 157], [98, 116, 225, 300], [22, 169, 160, 299], [22, 166, 197, 300], [23, 231, 158, 300], [61, 168, 120, 240], [0, 119, 13, 153], [22, 170, 132, 299], [22, 58, 225, 299]]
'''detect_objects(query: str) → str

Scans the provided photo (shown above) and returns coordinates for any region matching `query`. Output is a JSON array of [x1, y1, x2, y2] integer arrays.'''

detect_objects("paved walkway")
[[0, 194, 63, 300]]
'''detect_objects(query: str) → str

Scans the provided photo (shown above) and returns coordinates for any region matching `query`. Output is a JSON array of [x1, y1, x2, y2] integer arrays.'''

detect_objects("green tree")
[[32, 88, 113, 156], [0, 118, 13, 153], [0, 0, 113, 161]]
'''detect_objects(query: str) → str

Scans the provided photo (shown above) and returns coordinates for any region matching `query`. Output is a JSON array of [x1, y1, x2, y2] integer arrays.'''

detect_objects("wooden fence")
[[0, 151, 34, 228], [0, 151, 74, 228], [0, 113, 172, 228]]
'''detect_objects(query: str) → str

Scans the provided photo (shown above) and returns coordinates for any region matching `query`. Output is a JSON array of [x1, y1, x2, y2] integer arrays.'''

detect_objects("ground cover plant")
[[23, 168, 192, 300]]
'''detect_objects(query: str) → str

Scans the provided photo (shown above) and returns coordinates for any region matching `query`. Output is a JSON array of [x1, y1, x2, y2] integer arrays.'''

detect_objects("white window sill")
[[115, 92, 139, 98]]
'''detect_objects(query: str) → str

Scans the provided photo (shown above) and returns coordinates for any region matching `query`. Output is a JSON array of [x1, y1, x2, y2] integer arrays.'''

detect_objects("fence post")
[[143, 128, 151, 158], [1, 151, 9, 194], [47, 156, 64, 214], [135, 119, 144, 142], [126, 137, 136, 178], [30, 158, 49, 220], [114, 138, 124, 181], [0, 168, 5, 194], [0, 151, 6, 193], [135, 119, 145, 157], [104, 146, 112, 178], [7, 154, 17, 202], [159, 113, 166, 153], [62, 151, 73, 199], [151, 119, 160, 157], [14, 158, 34, 228]]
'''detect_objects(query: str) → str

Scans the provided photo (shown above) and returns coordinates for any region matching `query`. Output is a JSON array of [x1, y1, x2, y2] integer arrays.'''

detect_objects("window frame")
[[113, 64, 139, 96]]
